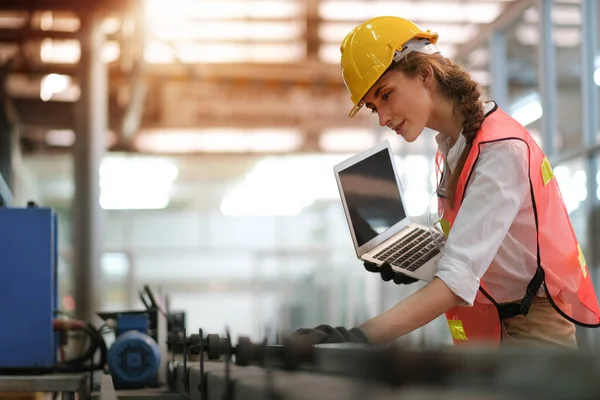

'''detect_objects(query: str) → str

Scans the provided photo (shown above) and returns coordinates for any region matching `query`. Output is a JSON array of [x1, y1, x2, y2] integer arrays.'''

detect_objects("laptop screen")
[[338, 148, 407, 247]]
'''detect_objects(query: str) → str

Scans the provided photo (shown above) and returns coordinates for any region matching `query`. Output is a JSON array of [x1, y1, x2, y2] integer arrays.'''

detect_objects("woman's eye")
[[382, 91, 392, 101]]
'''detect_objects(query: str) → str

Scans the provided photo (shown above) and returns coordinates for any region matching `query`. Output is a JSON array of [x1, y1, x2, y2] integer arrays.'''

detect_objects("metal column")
[[489, 29, 509, 109], [538, 0, 558, 157], [581, 0, 599, 235], [73, 12, 106, 322], [580, 0, 600, 350], [0, 65, 16, 199]]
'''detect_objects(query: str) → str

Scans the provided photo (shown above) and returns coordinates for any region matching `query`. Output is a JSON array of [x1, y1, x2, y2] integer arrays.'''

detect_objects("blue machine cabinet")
[[0, 207, 58, 370]]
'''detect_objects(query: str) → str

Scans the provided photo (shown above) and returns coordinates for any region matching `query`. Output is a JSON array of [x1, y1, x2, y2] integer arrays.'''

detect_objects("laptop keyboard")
[[373, 227, 443, 272]]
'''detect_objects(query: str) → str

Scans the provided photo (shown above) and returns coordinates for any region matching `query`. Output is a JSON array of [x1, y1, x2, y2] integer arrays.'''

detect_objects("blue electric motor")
[[107, 313, 161, 389]]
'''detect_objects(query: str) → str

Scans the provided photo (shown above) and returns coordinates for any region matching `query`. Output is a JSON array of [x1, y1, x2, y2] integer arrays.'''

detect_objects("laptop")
[[333, 140, 444, 282]]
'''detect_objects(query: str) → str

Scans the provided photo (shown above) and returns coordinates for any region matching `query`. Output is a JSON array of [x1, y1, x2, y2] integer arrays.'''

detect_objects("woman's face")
[[362, 68, 434, 143]]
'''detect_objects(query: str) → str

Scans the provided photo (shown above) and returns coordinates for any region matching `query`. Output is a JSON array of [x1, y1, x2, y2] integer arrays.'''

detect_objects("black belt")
[[479, 266, 546, 320]]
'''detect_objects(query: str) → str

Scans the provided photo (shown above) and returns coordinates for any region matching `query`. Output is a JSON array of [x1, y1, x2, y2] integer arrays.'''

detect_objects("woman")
[[295, 16, 600, 349]]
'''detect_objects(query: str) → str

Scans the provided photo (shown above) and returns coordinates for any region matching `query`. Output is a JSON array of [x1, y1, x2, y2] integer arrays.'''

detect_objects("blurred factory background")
[[0, 0, 598, 348]]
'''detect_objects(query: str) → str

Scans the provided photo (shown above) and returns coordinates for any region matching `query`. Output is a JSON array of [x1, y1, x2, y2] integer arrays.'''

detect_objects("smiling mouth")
[[394, 121, 405, 135]]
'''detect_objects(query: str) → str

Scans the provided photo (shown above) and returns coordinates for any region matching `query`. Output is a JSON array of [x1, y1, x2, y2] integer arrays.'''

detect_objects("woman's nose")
[[379, 113, 391, 128]]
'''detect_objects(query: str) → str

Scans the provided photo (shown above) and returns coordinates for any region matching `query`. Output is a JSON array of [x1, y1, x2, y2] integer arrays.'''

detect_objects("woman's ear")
[[421, 64, 435, 88]]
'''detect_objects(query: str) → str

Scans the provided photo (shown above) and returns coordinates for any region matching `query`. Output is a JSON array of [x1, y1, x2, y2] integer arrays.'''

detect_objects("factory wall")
[[49, 198, 456, 345], [54, 205, 373, 339]]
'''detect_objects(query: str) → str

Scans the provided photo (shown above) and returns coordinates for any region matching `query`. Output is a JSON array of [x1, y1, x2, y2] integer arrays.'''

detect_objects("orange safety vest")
[[437, 105, 600, 346]]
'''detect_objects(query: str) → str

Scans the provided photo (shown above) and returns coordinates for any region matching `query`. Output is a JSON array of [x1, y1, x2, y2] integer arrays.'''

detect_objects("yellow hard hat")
[[340, 16, 439, 118]]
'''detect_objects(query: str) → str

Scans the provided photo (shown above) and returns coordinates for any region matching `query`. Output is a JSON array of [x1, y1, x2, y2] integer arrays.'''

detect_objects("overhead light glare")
[[175, 43, 305, 63], [40, 73, 71, 101], [510, 92, 543, 127], [319, 128, 377, 152], [145, 0, 302, 19], [40, 38, 80, 64], [99, 155, 178, 210], [136, 128, 304, 153], [318, 1, 502, 23], [152, 21, 303, 41]]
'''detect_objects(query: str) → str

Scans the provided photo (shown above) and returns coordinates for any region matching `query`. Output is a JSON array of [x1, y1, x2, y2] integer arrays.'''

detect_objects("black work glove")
[[364, 261, 418, 285], [290, 325, 369, 345]]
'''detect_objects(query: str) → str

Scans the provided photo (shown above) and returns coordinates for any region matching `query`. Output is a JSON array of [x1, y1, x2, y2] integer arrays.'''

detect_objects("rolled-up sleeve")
[[435, 139, 530, 306]]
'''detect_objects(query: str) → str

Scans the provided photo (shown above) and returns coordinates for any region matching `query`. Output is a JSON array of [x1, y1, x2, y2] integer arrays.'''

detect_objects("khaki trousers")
[[500, 296, 578, 349]]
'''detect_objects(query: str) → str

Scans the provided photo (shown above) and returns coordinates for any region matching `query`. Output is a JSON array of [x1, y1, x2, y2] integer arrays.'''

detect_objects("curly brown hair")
[[392, 51, 485, 208]]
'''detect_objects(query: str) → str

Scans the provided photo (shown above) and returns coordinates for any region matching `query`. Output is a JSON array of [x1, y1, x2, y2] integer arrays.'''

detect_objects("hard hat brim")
[[348, 103, 362, 118]]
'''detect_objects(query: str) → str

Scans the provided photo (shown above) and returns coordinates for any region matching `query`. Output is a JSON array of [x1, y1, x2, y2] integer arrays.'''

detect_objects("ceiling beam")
[[21, 142, 370, 157], [0, 27, 124, 42], [12, 98, 75, 128], [0, 27, 80, 41], [0, 0, 138, 13], [306, 0, 321, 60], [13, 101, 370, 132], [8, 63, 80, 77], [12, 90, 370, 130], [13, 96, 130, 132], [0, 28, 299, 45], [142, 115, 369, 131], [8, 60, 347, 85], [147, 61, 344, 84], [139, 16, 509, 25]]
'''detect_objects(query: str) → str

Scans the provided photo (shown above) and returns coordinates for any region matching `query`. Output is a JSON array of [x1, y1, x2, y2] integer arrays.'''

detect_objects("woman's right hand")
[[363, 261, 418, 285]]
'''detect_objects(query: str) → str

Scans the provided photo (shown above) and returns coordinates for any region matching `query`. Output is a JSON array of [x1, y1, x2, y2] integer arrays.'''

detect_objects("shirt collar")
[[435, 101, 495, 173], [435, 133, 465, 173]]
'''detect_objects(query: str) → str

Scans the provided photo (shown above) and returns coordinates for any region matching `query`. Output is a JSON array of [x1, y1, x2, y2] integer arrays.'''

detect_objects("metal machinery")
[[2, 209, 600, 400], [91, 329, 600, 400], [0, 197, 178, 398], [0, 205, 58, 371], [103, 313, 162, 390], [98, 287, 173, 390], [2, 201, 600, 400], [0, 202, 107, 399], [0, 198, 170, 398]]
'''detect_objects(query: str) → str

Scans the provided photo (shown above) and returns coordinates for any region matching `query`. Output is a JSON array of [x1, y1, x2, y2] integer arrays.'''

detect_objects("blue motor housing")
[[107, 331, 161, 389]]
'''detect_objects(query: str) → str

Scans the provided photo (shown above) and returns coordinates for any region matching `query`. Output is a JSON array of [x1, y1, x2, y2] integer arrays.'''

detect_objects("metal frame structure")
[[465, 0, 600, 349], [93, 343, 600, 400], [579, 0, 600, 350], [0, 373, 88, 400], [0, 171, 12, 206]]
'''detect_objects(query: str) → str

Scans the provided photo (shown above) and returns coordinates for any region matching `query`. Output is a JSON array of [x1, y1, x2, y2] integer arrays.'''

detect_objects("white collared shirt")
[[434, 102, 539, 306]]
